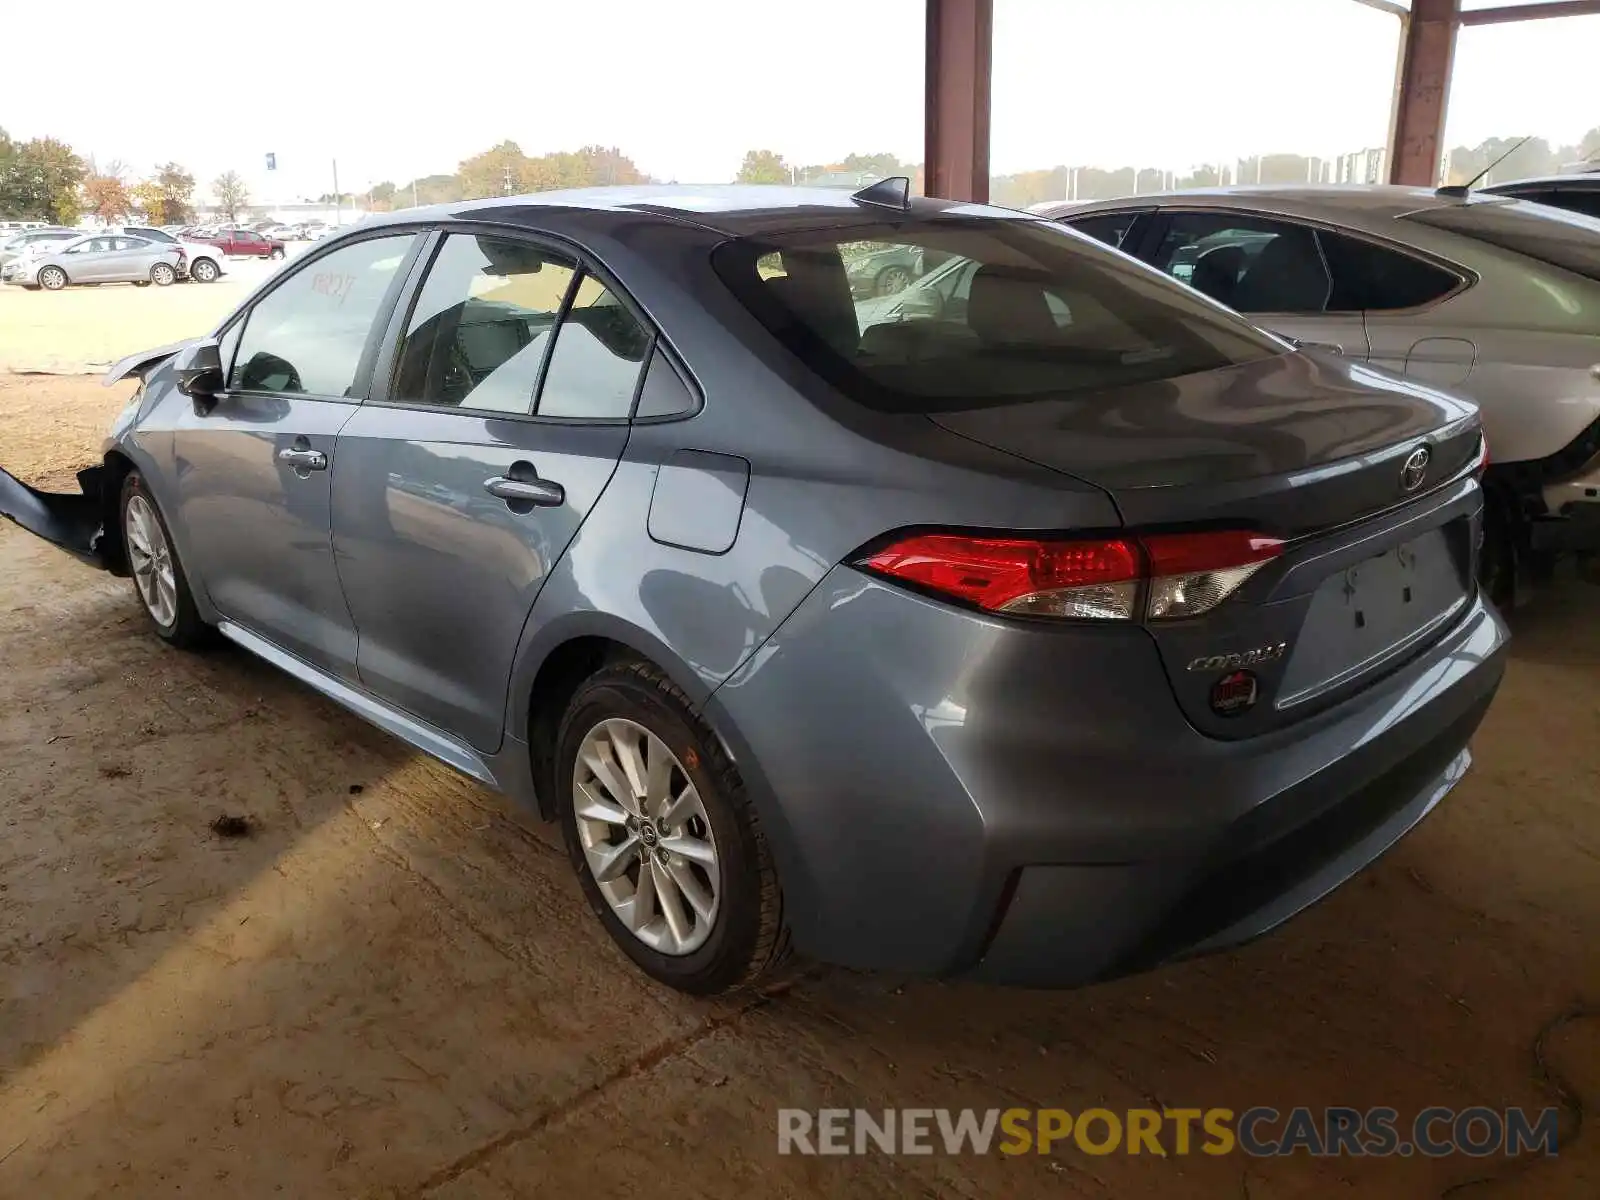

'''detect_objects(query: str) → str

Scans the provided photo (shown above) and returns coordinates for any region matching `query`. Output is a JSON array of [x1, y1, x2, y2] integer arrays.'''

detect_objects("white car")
[[110, 226, 226, 283], [1037, 185, 1600, 603]]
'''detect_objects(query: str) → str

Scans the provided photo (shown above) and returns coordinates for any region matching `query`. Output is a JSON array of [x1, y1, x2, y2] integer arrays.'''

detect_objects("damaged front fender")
[[0, 464, 112, 568]]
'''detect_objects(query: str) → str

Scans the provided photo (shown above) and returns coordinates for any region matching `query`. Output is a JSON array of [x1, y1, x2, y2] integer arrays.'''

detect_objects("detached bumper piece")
[[0, 464, 111, 567]]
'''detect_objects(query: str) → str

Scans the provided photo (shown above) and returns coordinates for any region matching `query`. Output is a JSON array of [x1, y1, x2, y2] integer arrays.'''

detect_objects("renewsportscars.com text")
[[777, 1106, 1560, 1158]]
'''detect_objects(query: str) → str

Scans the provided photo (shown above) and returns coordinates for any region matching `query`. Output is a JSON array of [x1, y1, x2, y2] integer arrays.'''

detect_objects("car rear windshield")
[[710, 218, 1283, 413], [1403, 199, 1600, 283]]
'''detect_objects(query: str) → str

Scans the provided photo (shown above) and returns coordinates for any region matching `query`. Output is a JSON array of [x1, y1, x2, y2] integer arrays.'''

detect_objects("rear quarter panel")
[[501, 212, 1121, 729]]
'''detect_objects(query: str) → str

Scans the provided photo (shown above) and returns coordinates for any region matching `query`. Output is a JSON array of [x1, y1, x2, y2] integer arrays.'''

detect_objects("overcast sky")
[[1, 0, 1595, 201]]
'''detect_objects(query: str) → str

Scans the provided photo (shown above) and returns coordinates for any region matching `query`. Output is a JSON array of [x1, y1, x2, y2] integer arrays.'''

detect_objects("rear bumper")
[[708, 569, 1508, 986]]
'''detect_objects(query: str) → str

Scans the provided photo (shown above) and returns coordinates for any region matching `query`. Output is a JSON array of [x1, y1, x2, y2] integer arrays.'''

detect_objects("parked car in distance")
[[1037, 185, 1600, 604], [2, 233, 182, 289], [0, 185, 1507, 997], [262, 224, 302, 241], [0, 227, 80, 268], [1479, 171, 1600, 219], [843, 241, 923, 296], [108, 226, 225, 283], [192, 228, 287, 259]]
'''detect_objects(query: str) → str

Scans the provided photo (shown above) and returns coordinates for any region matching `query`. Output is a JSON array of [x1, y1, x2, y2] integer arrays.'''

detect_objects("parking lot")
[[0, 272, 1597, 1197], [0, 252, 295, 375]]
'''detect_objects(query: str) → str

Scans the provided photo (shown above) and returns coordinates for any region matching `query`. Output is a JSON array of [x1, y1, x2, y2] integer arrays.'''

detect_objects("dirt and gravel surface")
[[1, 371, 1597, 1199]]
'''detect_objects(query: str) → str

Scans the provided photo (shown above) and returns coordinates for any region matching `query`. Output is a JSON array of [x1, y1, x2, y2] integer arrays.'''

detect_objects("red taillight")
[[859, 529, 1284, 622]]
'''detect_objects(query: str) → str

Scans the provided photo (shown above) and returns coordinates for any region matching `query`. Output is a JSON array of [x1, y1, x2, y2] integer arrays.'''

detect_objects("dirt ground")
[[1, 372, 1597, 1199]]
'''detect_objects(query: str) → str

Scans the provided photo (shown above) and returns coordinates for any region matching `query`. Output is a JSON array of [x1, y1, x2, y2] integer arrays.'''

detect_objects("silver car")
[[5, 233, 184, 290], [1, 186, 1507, 995], [1037, 186, 1600, 602], [0, 227, 79, 268]]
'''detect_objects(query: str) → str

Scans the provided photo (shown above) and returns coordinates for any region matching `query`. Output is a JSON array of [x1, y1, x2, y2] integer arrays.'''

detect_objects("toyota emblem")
[[1401, 446, 1431, 492]]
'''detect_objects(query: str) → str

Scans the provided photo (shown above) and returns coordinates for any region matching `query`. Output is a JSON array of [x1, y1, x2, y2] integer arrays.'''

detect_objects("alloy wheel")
[[573, 717, 720, 955], [125, 494, 177, 627], [876, 265, 911, 296], [39, 266, 66, 290]]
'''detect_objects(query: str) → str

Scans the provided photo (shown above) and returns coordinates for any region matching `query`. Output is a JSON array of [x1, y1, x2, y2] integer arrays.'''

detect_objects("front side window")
[[713, 219, 1280, 414], [230, 234, 414, 397], [392, 233, 578, 414], [1151, 212, 1332, 314], [536, 275, 651, 419]]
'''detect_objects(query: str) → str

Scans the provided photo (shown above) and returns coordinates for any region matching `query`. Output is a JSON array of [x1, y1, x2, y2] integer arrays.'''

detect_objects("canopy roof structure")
[[923, 0, 1600, 201]]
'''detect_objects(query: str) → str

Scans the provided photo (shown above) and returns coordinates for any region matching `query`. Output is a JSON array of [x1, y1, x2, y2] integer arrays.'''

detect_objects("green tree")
[[367, 180, 397, 211], [213, 170, 249, 220], [458, 140, 534, 199], [736, 149, 789, 184], [132, 162, 196, 224], [399, 174, 463, 206], [841, 152, 906, 180], [0, 136, 87, 222]]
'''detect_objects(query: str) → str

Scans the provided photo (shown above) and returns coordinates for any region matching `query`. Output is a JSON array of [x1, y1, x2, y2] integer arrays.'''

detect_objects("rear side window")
[[1318, 232, 1461, 311], [1404, 199, 1600, 283], [393, 233, 578, 414], [712, 219, 1281, 414], [536, 275, 651, 419], [230, 234, 413, 397]]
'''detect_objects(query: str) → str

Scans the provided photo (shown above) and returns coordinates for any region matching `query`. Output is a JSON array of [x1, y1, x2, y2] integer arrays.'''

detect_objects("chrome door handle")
[[277, 447, 327, 471], [484, 475, 564, 507]]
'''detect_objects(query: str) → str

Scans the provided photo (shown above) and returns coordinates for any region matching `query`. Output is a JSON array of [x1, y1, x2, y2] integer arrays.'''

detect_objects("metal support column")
[[1387, 0, 1460, 186], [924, 0, 993, 202]]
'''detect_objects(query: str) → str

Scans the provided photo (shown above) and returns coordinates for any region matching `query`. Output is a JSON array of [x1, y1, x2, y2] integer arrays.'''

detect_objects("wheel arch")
[[512, 612, 724, 821]]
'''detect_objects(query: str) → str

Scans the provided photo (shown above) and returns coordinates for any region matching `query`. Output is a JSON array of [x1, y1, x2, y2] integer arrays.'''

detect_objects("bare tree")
[[213, 170, 249, 221]]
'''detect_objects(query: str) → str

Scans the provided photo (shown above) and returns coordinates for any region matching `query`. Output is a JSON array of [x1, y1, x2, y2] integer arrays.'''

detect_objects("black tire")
[[133, 280, 151, 288], [875, 264, 912, 296], [190, 257, 219, 283], [38, 265, 67, 291], [555, 659, 788, 994], [150, 262, 177, 287], [119, 472, 213, 649], [268, 247, 285, 261]]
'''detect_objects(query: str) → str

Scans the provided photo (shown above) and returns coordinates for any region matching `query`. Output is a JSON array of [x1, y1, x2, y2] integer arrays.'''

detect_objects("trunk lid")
[[931, 351, 1486, 737], [928, 351, 1481, 535]]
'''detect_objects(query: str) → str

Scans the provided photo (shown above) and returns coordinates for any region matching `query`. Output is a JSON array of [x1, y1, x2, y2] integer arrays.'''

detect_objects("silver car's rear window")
[[712, 218, 1283, 413], [1404, 199, 1600, 283]]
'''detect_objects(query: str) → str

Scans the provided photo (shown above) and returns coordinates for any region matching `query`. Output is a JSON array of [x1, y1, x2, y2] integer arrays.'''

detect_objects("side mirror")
[[174, 339, 224, 399]]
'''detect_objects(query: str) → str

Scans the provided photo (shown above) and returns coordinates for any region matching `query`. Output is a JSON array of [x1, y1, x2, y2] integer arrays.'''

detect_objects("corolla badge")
[[1401, 445, 1431, 492], [1186, 642, 1288, 673]]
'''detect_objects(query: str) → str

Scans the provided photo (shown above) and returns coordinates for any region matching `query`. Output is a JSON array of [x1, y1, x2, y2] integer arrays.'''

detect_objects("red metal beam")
[[924, 0, 993, 202], [1461, 1, 1600, 24], [1387, 0, 1459, 186]]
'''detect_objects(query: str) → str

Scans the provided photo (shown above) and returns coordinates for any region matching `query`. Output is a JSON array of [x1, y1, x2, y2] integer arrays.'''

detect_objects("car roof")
[[355, 184, 1025, 238], [1481, 172, 1600, 191], [1041, 184, 1489, 220]]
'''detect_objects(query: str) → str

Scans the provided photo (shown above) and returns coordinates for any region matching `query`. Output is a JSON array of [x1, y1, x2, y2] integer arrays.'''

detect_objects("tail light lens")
[[858, 529, 1284, 622], [860, 534, 1142, 620]]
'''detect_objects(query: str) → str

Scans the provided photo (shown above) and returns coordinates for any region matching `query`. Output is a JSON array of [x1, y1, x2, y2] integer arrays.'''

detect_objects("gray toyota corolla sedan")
[[0, 183, 1508, 994]]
